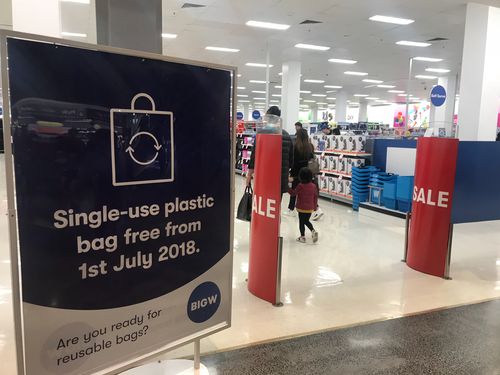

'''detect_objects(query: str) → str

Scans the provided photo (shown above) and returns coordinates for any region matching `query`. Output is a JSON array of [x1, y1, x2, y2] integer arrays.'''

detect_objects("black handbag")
[[237, 185, 253, 222]]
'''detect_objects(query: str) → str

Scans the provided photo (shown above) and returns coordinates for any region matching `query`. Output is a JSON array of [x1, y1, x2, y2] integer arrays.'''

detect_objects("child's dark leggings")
[[298, 212, 315, 236]]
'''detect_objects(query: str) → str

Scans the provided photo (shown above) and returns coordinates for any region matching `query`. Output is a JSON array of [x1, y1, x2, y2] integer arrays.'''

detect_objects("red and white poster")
[[407, 137, 459, 277]]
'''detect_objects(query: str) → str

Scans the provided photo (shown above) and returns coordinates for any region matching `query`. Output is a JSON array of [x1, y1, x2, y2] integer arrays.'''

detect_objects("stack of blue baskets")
[[352, 166, 379, 210], [382, 176, 414, 212], [369, 173, 398, 205]]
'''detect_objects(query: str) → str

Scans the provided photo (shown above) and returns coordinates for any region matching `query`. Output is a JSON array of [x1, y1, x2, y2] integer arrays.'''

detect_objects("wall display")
[[2, 34, 233, 375]]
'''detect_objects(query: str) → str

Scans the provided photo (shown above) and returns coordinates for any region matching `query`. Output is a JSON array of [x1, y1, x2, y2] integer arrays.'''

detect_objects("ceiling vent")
[[427, 37, 449, 42], [182, 3, 206, 8], [300, 20, 323, 25]]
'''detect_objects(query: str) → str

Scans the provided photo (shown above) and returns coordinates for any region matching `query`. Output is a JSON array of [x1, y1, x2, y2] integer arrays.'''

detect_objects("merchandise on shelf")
[[312, 134, 367, 153]]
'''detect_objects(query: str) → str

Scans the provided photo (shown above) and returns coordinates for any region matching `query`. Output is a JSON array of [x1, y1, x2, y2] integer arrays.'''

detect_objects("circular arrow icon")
[[126, 131, 162, 166]]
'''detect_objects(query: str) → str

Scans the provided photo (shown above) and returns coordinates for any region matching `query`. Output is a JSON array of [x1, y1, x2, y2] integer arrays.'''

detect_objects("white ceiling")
[[160, 0, 500, 108]]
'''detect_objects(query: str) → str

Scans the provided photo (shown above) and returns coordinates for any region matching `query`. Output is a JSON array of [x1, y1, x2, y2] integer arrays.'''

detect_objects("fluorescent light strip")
[[377, 84, 396, 88], [295, 43, 330, 51], [238, 100, 250, 103], [61, 31, 87, 37], [327, 97, 336, 100], [425, 68, 451, 73], [246, 20, 290, 30], [300, 90, 311, 94], [251, 90, 266, 94], [254, 97, 266, 100], [344, 71, 368, 76], [246, 63, 274, 68], [396, 41, 431, 47], [237, 74, 242, 78], [304, 79, 325, 83], [366, 97, 379, 100], [363, 79, 384, 84], [304, 100, 316, 103], [414, 57, 443, 62], [388, 90, 405, 93], [415, 75, 438, 79], [237, 94, 248, 97], [61, 0, 90, 3], [326, 90, 336, 94], [205, 46, 240, 53], [325, 85, 343, 89], [161, 33, 178, 39], [328, 58, 357, 64], [312, 94, 327, 97], [369, 15, 414, 25], [316, 102, 328, 105], [237, 86, 246, 90], [275, 85, 282, 89], [272, 94, 282, 97], [249, 80, 267, 84], [354, 94, 369, 97]]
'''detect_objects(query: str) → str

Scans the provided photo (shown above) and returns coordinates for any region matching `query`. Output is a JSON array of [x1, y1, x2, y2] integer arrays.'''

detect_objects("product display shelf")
[[320, 170, 352, 179], [315, 150, 372, 157], [235, 131, 255, 176], [319, 189, 353, 204]]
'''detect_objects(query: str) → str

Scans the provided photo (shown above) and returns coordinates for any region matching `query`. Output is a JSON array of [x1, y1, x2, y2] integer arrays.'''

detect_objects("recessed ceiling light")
[[366, 97, 379, 100], [415, 74, 438, 79], [246, 20, 290, 30], [270, 100, 280, 103], [344, 71, 369, 76], [304, 100, 316, 103], [237, 86, 246, 90], [205, 46, 240, 53], [272, 94, 282, 97], [295, 43, 330, 51], [238, 100, 250, 103], [246, 63, 274, 68], [327, 97, 336, 100], [161, 33, 178, 39], [388, 90, 405, 93], [425, 68, 451, 73], [237, 94, 248, 97], [413, 57, 443, 62], [61, 31, 87, 37], [304, 79, 325, 83], [363, 79, 384, 84], [275, 85, 282, 89], [251, 90, 266, 94], [254, 97, 266, 100], [377, 84, 396, 88], [237, 74, 242, 77], [328, 58, 357, 64], [396, 41, 432, 47], [354, 94, 369, 97], [324, 85, 343, 89], [317, 102, 328, 105], [249, 80, 267, 84], [312, 94, 327, 97], [369, 15, 415, 25], [300, 90, 311, 94], [326, 90, 336, 94]]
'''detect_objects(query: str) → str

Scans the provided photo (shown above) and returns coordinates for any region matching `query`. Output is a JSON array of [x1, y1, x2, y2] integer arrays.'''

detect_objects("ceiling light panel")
[[413, 57, 443, 62], [425, 68, 451, 73], [304, 79, 325, 83], [161, 33, 178, 39], [396, 41, 432, 47], [377, 84, 396, 88], [344, 71, 369, 76], [328, 58, 357, 64], [205, 46, 240, 52], [246, 63, 274, 68], [363, 79, 384, 84], [295, 43, 330, 51], [246, 20, 290, 30], [369, 15, 414, 25]]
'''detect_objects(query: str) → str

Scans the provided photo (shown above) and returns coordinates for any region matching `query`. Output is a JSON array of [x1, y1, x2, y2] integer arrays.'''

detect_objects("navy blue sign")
[[236, 111, 244, 120], [430, 85, 446, 107], [187, 282, 221, 323], [252, 110, 261, 120], [7, 38, 231, 310]]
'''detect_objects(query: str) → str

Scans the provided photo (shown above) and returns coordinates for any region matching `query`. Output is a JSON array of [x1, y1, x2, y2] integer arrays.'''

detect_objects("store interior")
[[1, 0, 500, 374]]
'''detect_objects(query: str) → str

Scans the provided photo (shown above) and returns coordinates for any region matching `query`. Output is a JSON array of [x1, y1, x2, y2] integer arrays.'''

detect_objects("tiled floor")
[[202, 300, 500, 375], [0, 172, 499, 374]]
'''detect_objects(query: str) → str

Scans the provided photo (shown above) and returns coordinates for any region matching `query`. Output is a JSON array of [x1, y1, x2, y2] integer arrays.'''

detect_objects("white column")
[[243, 104, 249, 121], [429, 76, 457, 137], [359, 101, 368, 122], [0, 0, 13, 30], [311, 105, 318, 122], [335, 91, 348, 123], [281, 61, 301, 133], [12, 0, 60, 37], [458, 3, 500, 141]]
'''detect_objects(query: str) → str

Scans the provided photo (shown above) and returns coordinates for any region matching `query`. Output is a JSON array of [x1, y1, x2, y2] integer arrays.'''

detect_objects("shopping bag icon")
[[110, 93, 174, 186]]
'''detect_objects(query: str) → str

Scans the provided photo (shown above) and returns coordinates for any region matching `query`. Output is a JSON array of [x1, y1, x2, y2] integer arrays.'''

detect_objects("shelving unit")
[[315, 150, 372, 157], [319, 190, 353, 204], [235, 131, 255, 176]]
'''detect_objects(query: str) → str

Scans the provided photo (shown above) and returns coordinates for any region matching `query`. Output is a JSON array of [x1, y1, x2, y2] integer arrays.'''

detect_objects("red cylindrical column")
[[407, 137, 459, 278], [247, 133, 282, 303]]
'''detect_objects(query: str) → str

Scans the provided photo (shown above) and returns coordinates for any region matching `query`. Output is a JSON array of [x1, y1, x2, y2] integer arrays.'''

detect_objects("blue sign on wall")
[[252, 110, 261, 120], [430, 85, 446, 107], [236, 111, 244, 120]]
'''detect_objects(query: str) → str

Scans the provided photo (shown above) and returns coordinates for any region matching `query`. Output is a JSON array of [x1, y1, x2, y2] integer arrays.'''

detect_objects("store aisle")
[[201, 300, 500, 375]]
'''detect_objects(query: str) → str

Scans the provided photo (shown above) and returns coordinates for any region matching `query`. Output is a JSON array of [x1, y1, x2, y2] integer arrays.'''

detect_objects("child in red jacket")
[[289, 167, 319, 243]]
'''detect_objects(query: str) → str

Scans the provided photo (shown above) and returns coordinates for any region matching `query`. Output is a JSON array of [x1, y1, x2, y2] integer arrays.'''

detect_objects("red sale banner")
[[407, 137, 459, 277], [248, 133, 282, 303]]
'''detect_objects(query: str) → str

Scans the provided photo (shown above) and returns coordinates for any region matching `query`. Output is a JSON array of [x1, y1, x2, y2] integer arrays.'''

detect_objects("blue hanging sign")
[[252, 110, 261, 120], [236, 111, 244, 120], [430, 85, 446, 107]]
